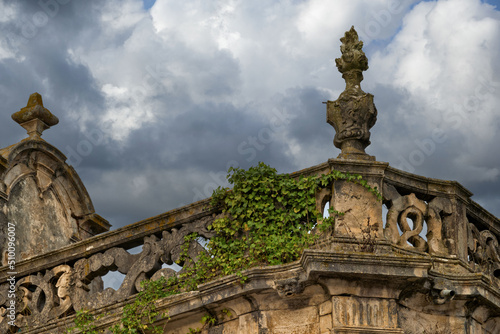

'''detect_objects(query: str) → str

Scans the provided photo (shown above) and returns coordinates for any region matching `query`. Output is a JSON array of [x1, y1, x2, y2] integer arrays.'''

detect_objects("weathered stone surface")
[[0, 94, 109, 266], [384, 184, 450, 255], [332, 180, 382, 242], [327, 27, 377, 160], [319, 299, 332, 316], [1, 32, 500, 334], [0, 140, 109, 264], [398, 304, 466, 334], [324, 159, 387, 244], [332, 296, 400, 330], [9, 177, 76, 260], [1, 155, 498, 333], [319, 314, 332, 334], [238, 313, 259, 333], [261, 307, 319, 333], [11, 93, 58, 139], [467, 218, 500, 278]]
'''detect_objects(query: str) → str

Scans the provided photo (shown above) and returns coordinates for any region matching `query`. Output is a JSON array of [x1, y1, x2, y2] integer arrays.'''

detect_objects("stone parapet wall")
[[1, 158, 499, 333]]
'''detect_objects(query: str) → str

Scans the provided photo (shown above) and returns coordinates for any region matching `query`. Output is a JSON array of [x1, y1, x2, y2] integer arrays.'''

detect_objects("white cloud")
[[79, 0, 500, 180], [99, 0, 145, 31], [371, 0, 500, 146], [1, 0, 500, 224], [61, 0, 426, 141], [0, 1, 15, 23], [0, 2, 20, 60], [151, 0, 225, 51]]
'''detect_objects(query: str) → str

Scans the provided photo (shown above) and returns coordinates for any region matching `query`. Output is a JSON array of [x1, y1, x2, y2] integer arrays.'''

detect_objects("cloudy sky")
[[0, 0, 499, 229]]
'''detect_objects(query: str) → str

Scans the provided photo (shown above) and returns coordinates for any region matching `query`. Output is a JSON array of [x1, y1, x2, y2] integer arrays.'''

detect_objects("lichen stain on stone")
[[167, 215, 176, 225], [8, 176, 73, 262]]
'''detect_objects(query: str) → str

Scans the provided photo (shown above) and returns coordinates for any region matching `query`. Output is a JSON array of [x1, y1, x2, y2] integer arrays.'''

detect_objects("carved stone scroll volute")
[[467, 221, 500, 279], [384, 184, 449, 256]]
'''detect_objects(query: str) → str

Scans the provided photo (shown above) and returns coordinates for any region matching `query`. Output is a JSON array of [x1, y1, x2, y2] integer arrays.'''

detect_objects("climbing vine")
[[66, 310, 101, 334], [175, 162, 381, 287], [110, 277, 173, 334], [68, 162, 380, 333], [66, 277, 174, 334]]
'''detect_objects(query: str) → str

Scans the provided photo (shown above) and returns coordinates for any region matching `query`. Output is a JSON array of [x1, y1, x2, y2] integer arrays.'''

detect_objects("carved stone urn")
[[327, 26, 377, 160]]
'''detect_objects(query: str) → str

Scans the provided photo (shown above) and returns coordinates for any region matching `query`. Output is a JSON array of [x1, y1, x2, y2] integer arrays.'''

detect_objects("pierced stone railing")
[[316, 159, 500, 289], [0, 198, 218, 332], [382, 165, 500, 281], [466, 202, 500, 279], [1, 159, 499, 332]]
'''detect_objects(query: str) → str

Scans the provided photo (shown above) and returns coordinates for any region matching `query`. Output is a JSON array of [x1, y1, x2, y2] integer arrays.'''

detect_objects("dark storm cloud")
[[365, 83, 500, 218], [274, 86, 335, 169], [62, 96, 300, 227], [112, 100, 294, 172], [0, 0, 106, 145], [0, 0, 499, 227], [281, 87, 331, 145]]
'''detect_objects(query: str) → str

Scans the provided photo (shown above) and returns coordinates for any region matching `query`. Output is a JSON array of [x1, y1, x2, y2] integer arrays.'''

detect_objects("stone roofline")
[[0, 93, 109, 267], [1, 156, 500, 332], [2, 157, 495, 281], [1, 27, 499, 333]]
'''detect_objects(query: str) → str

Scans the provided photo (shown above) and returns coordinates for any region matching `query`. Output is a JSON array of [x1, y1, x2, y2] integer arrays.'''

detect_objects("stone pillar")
[[329, 160, 387, 243]]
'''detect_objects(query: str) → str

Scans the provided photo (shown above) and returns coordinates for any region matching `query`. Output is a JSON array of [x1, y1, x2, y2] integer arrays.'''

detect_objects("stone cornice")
[[19, 243, 500, 333]]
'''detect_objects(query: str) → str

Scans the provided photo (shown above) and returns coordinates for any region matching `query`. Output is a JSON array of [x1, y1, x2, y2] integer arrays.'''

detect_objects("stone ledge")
[[19, 244, 500, 333], [301, 248, 432, 281], [467, 200, 500, 237], [333, 327, 404, 333], [384, 165, 473, 202], [0, 198, 214, 281], [328, 158, 389, 177]]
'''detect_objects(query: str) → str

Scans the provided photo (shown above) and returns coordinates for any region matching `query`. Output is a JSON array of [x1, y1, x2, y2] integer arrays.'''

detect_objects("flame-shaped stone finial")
[[327, 27, 377, 160], [12, 93, 59, 139]]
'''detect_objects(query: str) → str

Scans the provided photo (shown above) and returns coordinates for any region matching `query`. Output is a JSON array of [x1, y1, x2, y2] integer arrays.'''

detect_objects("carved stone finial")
[[11, 92, 59, 139], [327, 26, 377, 160]]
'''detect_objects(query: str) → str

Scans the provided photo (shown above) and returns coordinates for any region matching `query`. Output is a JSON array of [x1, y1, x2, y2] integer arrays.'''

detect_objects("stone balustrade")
[[1, 158, 499, 333], [1, 27, 499, 334]]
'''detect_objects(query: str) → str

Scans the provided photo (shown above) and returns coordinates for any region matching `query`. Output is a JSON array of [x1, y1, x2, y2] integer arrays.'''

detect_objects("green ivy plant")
[[66, 310, 101, 334], [175, 162, 381, 287], [206, 163, 333, 273], [185, 310, 231, 334], [109, 276, 173, 334], [68, 162, 380, 333]]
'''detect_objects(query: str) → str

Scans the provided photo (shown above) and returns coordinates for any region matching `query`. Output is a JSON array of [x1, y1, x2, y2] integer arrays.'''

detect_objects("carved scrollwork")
[[0, 215, 217, 331], [160, 216, 216, 269], [383, 184, 450, 255], [467, 221, 500, 279], [0, 265, 82, 331]]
